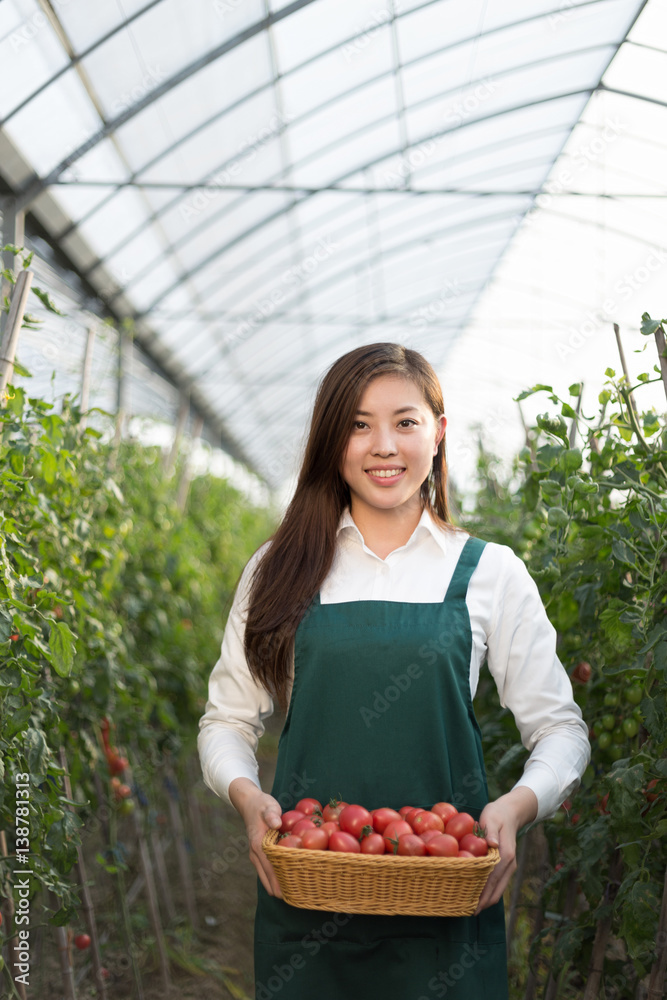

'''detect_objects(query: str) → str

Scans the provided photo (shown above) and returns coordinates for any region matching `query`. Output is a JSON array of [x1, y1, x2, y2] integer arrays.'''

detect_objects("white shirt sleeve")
[[483, 544, 591, 823], [197, 542, 274, 805]]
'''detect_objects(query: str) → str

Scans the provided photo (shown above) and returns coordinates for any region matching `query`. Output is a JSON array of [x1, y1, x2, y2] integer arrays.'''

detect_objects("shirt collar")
[[336, 505, 449, 558]]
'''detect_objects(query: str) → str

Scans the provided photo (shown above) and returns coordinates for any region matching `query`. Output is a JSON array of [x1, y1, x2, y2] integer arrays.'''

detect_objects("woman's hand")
[[474, 786, 538, 915], [228, 777, 284, 898]]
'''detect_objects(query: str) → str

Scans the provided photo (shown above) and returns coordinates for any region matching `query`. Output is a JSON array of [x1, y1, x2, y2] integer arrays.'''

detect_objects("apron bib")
[[254, 536, 508, 1000]]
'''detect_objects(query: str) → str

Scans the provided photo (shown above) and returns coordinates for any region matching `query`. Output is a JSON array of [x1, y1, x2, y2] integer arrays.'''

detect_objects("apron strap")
[[444, 535, 487, 602]]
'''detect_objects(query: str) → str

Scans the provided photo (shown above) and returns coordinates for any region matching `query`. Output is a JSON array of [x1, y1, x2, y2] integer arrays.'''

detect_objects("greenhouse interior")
[[1, 0, 666, 998]]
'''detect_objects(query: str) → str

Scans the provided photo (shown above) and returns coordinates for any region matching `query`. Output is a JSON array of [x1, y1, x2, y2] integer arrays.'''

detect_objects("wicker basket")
[[262, 829, 500, 917]]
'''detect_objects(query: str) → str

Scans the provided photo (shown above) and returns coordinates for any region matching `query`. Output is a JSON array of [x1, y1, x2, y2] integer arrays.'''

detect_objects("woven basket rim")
[[262, 828, 500, 867]]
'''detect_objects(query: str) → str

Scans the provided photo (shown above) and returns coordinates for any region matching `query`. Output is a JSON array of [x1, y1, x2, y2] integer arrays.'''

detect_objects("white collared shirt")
[[198, 507, 590, 822]]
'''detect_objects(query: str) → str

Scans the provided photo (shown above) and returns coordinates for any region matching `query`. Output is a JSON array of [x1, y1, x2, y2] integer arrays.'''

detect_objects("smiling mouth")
[[364, 468, 405, 480]]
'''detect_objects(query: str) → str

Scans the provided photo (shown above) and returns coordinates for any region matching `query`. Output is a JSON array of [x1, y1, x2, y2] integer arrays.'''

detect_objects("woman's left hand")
[[474, 786, 538, 914]]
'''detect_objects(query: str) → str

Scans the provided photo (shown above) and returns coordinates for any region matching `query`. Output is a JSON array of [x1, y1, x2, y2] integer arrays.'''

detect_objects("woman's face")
[[340, 374, 446, 518]]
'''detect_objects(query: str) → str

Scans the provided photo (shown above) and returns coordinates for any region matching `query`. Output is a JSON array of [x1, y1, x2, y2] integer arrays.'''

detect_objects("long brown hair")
[[243, 342, 456, 710]]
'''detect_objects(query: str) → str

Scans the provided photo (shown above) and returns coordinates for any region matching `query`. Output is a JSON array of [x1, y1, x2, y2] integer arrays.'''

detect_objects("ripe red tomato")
[[322, 799, 348, 823], [572, 661, 592, 683], [360, 832, 385, 855], [458, 833, 488, 857], [398, 805, 416, 818], [329, 831, 361, 853], [295, 798, 322, 816], [371, 808, 402, 833], [397, 834, 427, 856], [431, 802, 458, 824], [411, 811, 445, 835], [279, 810, 306, 834], [425, 834, 459, 857], [292, 818, 318, 836], [457, 850, 475, 858], [405, 807, 425, 826], [320, 821, 339, 835], [278, 834, 302, 848], [419, 829, 442, 845], [383, 820, 413, 853], [445, 813, 475, 841], [300, 828, 329, 851], [74, 934, 91, 950], [339, 804, 372, 839]]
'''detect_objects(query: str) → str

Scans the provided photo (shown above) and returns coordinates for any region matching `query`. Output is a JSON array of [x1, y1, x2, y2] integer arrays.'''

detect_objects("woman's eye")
[[399, 419, 416, 427]]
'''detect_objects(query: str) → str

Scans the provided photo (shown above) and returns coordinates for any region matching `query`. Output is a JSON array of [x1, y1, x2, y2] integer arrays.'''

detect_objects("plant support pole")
[[653, 323, 667, 403], [0, 269, 33, 400], [59, 748, 108, 1000], [79, 326, 96, 430]]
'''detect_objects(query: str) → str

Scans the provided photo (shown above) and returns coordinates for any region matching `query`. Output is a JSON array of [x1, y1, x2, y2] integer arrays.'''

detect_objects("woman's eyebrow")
[[355, 406, 419, 416]]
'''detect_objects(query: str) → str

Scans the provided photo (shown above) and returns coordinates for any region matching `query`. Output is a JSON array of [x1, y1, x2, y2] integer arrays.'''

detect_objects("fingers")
[[474, 815, 516, 915], [250, 837, 284, 897]]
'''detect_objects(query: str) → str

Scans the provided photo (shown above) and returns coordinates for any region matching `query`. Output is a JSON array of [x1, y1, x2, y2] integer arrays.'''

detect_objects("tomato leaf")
[[48, 621, 76, 678]]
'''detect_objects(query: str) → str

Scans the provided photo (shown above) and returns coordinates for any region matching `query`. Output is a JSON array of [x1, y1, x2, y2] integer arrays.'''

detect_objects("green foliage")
[[0, 373, 275, 920], [464, 330, 667, 990]]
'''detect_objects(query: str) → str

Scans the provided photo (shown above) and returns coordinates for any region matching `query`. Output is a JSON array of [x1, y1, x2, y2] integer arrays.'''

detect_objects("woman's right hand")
[[228, 777, 284, 897]]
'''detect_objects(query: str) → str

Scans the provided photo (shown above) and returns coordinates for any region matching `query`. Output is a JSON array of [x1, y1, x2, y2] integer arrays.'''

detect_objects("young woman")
[[198, 342, 590, 1000]]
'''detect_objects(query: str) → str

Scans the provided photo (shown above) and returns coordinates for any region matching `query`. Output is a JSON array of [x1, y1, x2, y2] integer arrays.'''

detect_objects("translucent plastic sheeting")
[[0, 0, 656, 496]]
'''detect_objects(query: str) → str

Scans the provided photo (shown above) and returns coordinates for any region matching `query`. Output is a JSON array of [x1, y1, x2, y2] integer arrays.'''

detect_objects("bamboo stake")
[[110, 328, 132, 468], [176, 414, 204, 513], [506, 831, 529, 957], [0, 270, 33, 400], [653, 323, 667, 404], [583, 851, 623, 1000], [614, 323, 637, 413], [163, 392, 189, 477], [59, 748, 108, 999], [123, 764, 171, 992], [108, 786, 145, 1000], [54, 920, 77, 1000], [522, 825, 550, 1000], [184, 756, 205, 858], [544, 870, 579, 1000], [0, 830, 27, 1000], [647, 864, 667, 999], [79, 326, 96, 431], [164, 766, 199, 929], [149, 829, 177, 923], [568, 386, 583, 448]]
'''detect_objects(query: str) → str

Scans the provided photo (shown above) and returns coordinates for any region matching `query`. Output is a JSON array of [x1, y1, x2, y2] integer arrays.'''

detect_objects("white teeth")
[[367, 469, 404, 478]]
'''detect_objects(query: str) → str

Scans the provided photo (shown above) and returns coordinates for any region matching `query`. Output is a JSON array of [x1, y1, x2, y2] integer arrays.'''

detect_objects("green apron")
[[254, 536, 508, 1000]]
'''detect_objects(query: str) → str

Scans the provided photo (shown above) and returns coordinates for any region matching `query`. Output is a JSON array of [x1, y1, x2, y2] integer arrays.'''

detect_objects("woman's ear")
[[434, 415, 447, 454]]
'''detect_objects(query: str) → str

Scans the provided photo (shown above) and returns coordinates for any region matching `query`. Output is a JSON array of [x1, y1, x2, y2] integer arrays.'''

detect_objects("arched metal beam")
[[181, 208, 523, 376], [1, 0, 167, 126], [22, 3, 614, 231], [132, 89, 592, 318], [85, 40, 611, 301], [13, 0, 321, 211]]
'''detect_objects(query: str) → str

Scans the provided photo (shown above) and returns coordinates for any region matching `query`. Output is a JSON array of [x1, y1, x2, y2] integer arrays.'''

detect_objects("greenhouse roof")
[[1, 0, 665, 495]]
